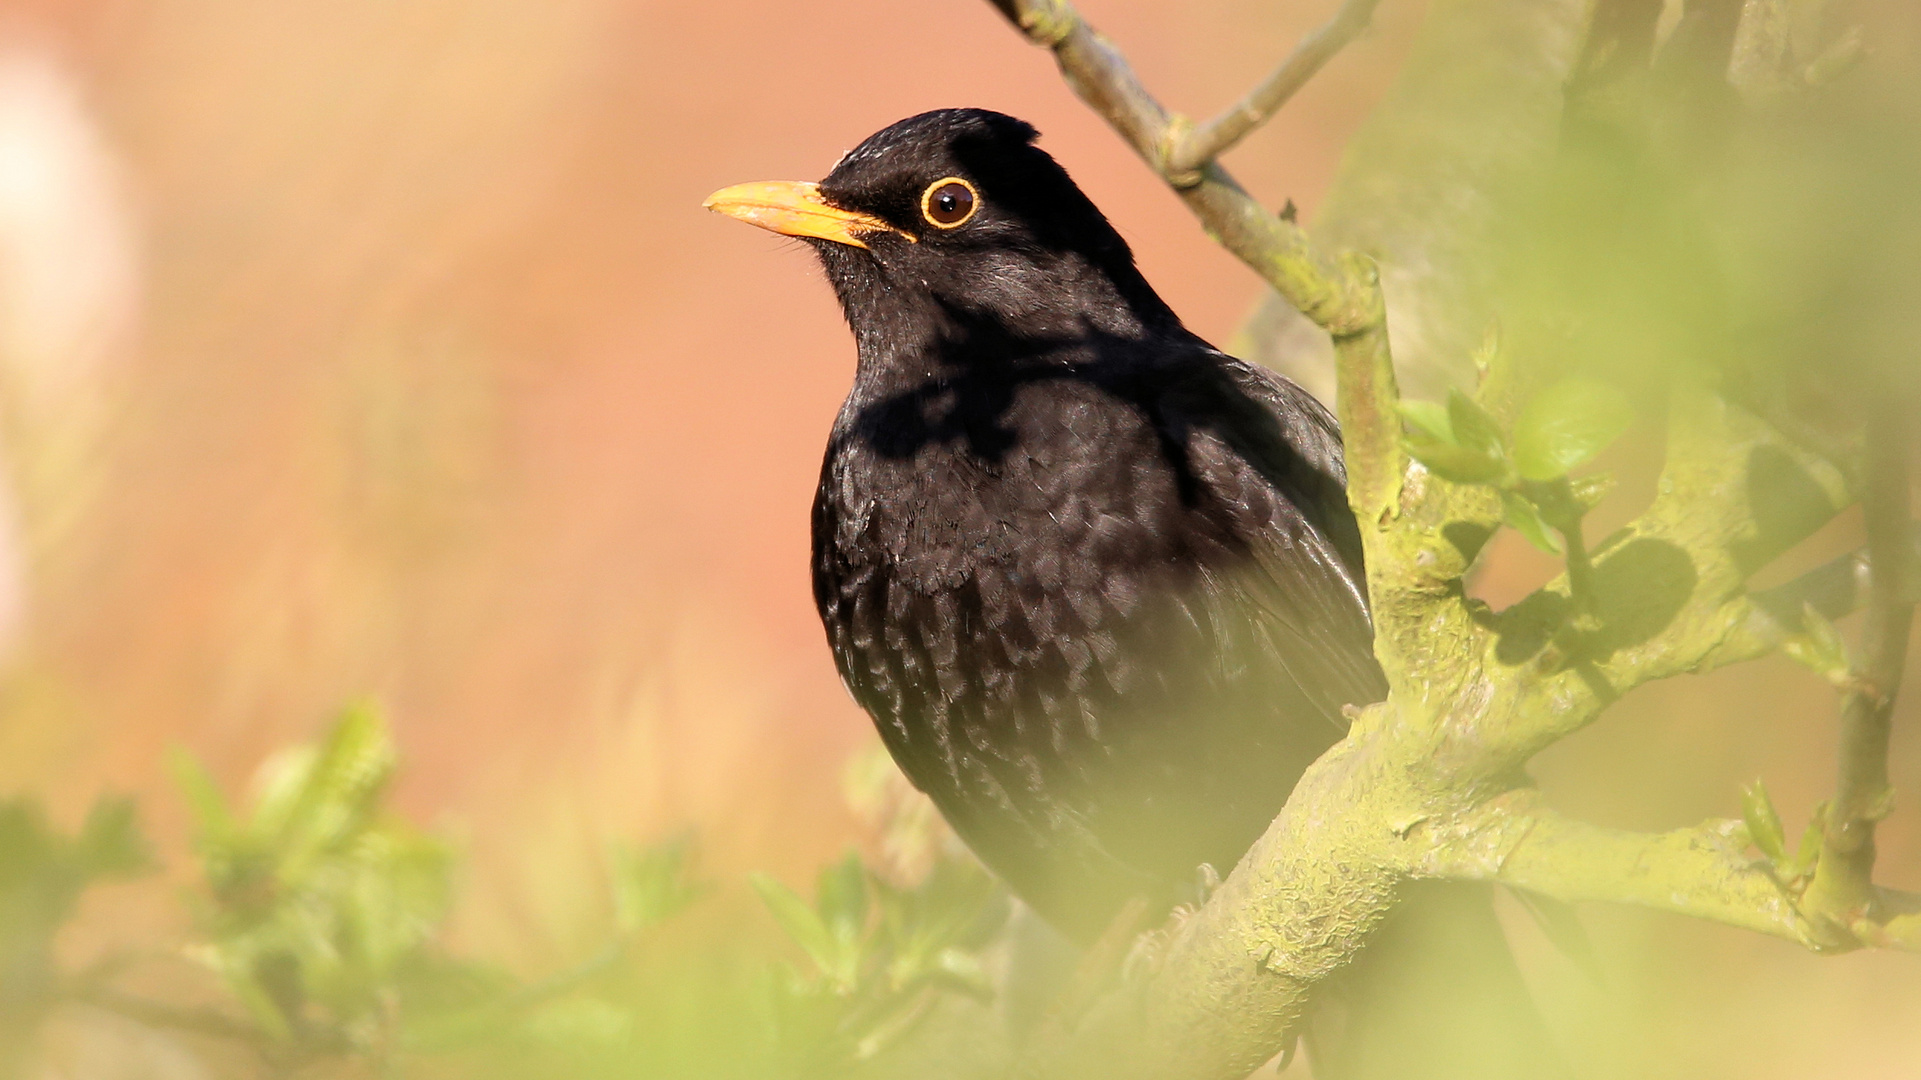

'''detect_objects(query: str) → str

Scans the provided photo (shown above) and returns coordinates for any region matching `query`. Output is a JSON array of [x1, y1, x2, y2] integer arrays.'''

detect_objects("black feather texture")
[[800, 109, 1386, 940]]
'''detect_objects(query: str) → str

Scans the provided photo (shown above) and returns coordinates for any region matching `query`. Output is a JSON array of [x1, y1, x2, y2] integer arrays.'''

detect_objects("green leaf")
[[816, 852, 869, 942], [1790, 801, 1829, 877], [169, 748, 235, 841], [1782, 604, 1851, 687], [1447, 388, 1508, 461], [1741, 779, 1787, 864], [77, 797, 153, 879], [611, 835, 702, 935], [1397, 400, 1455, 443], [751, 873, 841, 982], [1501, 492, 1564, 555], [1403, 434, 1510, 485], [1512, 378, 1634, 481], [1398, 394, 1512, 486], [296, 703, 395, 844]]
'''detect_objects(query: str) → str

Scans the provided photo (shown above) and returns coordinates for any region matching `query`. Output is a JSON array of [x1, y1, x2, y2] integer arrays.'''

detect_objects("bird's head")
[[705, 109, 1177, 349]]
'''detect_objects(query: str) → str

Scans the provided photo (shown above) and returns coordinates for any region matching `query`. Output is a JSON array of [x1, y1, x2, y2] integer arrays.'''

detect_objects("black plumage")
[[710, 108, 1385, 941]]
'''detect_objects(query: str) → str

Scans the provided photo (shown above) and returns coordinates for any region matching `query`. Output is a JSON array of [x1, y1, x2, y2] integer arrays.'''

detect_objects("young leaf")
[[1501, 492, 1564, 555], [77, 797, 153, 879], [1790, 801, 1829, 877], [1740, 779, 1788, 864], [1446, 388, 1508, 461], [611, 835, 702, 935], [1399, 394, 1511, 485], [296, 703, 396, 847], [1512, 378, 1634, 481], [816, 852, 869, 942], [751, 873, 841, 983], [1397, 400, 1455, 443], [169, 748, 236, 840], [1781, 604, 1851, 687], [1403, 435, 1510, 485]]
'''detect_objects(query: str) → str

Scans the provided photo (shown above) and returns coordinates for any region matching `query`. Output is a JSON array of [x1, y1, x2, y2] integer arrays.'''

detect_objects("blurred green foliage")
[[171, 703, 455, 1051], [0, 797, 150, 1076], [0, 707, 1007, 1079], [753, 850, 1005, 1075]]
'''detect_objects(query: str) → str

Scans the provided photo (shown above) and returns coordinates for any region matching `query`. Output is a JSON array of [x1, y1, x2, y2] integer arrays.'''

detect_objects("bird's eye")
[[920, 177, 979, 228]]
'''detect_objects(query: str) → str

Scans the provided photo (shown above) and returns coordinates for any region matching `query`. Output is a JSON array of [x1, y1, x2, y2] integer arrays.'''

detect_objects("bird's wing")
[[1166, 352, 1386, 726], [983, 349, 1387, 898]]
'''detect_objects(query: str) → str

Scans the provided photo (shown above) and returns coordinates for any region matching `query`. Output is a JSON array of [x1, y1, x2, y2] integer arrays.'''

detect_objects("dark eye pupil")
[[927, 182, 974, 224]]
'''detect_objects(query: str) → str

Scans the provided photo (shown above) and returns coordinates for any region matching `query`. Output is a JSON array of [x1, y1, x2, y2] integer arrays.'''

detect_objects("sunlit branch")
[[985, 0, 1375, 335], [984, 0, 1402, 529], [1417, 793, 1920, 952], [1164, 0, 1386, 182]]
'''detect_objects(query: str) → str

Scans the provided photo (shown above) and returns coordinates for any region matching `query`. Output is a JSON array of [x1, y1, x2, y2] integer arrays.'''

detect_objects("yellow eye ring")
[[920, 177, 979, 229]]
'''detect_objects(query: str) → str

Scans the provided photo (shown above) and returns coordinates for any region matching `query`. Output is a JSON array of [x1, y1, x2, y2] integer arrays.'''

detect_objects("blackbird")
[[706, 107, 1385, 940], [707, 109, 1568, 1080]]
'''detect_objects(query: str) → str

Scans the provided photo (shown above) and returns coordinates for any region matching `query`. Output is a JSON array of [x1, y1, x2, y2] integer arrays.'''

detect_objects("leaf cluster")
[[753, 850, 1008, 1076], [0, 797, 150, 1036], [2, 709, 1008, 1080], [1400, 374, 1632, 556], [171, 703, 455, 1051]]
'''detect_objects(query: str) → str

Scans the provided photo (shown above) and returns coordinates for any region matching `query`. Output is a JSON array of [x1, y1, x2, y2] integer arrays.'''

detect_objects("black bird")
[[707, 109, 1567, 1080], [706, 108, 1383, 940]]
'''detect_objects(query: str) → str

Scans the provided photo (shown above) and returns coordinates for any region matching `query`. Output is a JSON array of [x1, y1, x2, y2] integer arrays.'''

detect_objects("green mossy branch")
[[1414, 793, 1818, 946]]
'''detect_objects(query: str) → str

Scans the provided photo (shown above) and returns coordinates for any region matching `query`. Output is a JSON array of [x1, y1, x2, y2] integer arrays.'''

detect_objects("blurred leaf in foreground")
[[0, 797, 152, 1075], [175, 703, 454, 1052], [1512, 378, 1633, 481]]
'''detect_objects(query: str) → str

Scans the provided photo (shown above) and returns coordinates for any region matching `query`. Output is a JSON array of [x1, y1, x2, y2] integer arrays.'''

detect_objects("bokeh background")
[[0, 0, 1915, 1076]]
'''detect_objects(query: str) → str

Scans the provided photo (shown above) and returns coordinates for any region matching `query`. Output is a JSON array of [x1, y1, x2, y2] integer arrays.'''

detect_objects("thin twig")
[[987, 0, 1375, 334], [1164, 0, 1385, 182], [1806, 385, 1915, 930]]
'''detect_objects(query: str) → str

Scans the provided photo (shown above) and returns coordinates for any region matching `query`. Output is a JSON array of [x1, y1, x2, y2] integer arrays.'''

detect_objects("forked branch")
[[986, 0, 1404, 530], [1164, 0, 1386, 182], [986, 0, 1377, 335]]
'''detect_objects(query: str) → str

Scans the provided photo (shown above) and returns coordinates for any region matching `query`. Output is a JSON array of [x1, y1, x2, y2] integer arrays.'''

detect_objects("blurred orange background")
[[0, 0, 1915, 1075], [0, 0, 1420, 889]]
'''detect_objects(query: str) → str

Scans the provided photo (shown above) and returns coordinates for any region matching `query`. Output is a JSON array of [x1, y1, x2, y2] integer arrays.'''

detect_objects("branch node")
[[1158, 115, 1205, 188], [1016, 0, 1077, 45]]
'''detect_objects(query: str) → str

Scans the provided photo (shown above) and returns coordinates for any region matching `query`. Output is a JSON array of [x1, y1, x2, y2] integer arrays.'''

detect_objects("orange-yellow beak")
[[703, 180, 915, 249]]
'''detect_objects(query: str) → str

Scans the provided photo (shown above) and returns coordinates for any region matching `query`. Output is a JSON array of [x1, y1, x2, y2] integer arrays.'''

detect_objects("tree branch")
[[1805, 387, 1915, 928], [986, 0, 1377, 335], [1707, 523, 1921, 669], [1416, 792, 1813, 942], [1164, 0, 1386, 182], [1417, 791, 1921, 952]]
